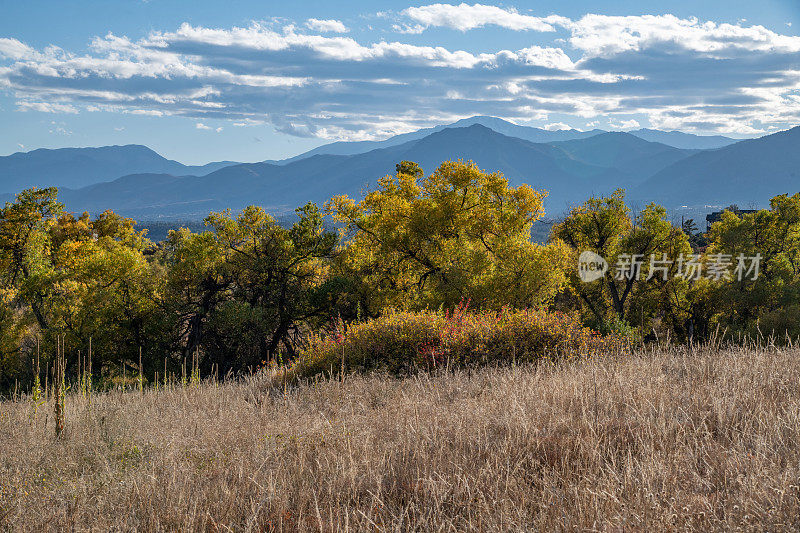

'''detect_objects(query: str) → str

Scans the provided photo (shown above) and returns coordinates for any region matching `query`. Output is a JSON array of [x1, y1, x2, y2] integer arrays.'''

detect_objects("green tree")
[[552, 190, 692, 337], [164, 203, 338, 372], [704, 194, 800, 337], [46, 210, 161, 376], [0, 188, 164, 387], [0, 188, 63, 331]]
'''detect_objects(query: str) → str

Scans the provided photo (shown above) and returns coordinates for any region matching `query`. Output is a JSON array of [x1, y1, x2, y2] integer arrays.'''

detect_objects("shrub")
[[283, 303, 625, 381], [747, 304, 800, 341]]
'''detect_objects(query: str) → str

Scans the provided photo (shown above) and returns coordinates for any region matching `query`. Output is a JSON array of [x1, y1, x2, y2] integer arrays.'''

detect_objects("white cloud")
[[126, 109, 167, 116], [305, 18, 349, 33], [148, 22, 491, 67], [392, 23, 427, 34], [48, 121, 72, 135], [402, 3, 568, 32], [567, 14, 800, 57], [0, 14, 798, 139], [17, 101, 79, 113], [196, 122, 223, 133], [0, 38, 39, 60], [609, 118, 640, 129], [544, 122, 571, 131]]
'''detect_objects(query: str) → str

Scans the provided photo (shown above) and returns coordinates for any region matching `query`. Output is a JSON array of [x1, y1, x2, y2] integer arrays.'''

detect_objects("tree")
[[162, 227, 229, 363], [551, 189, 692, 336], [49, 211, 161, 372], [0, 188, 63, 331], [682, 218, 698, 235], [326, 160, 569, 313], [704, 193, 800, 337], [0, 189, 62, 389], [164, 203, 338, 371], [0, 189, 164, 387]]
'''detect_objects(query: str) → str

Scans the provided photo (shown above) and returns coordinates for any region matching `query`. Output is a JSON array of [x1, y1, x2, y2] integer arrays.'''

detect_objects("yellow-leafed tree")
[[326, 160, 570, 314]]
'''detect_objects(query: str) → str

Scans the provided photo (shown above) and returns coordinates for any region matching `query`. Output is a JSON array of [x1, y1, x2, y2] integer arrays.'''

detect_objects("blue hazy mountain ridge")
[[266, 116, 606, 164], [628, 128, 737, 150], [550, 132, 700, 183], [52, 125, 699, 219], [3, 121, 794, 220], [0, 116, 735, 196], [632, 125, 800, 207], [0, 144, 238, 194], [267, 116, 733, 164]]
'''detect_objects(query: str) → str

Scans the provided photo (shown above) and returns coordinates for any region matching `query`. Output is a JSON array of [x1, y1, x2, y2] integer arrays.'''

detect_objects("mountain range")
[[634, 126, 800, 207], [267, 116, 737, 163], [0, 145, 237, 193], [1, 116, 797, 220]]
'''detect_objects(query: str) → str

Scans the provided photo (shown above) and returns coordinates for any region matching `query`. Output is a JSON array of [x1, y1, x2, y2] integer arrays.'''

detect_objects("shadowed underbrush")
[[1, 344, 800, 531]]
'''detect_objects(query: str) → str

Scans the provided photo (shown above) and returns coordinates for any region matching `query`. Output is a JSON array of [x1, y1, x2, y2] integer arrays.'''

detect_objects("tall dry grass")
[[1, 345, 800, 531]]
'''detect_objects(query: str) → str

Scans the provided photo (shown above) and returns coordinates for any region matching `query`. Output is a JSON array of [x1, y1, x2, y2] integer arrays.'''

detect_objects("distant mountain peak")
[[633, 124, 800, 207]]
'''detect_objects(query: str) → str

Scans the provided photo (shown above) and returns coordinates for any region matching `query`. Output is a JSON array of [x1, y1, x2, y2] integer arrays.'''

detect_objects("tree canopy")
[[326, 160, 569, 313]]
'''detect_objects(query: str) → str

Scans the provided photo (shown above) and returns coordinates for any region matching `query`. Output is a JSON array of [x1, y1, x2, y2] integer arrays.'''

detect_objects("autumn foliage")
[[2, 160, 800, 392], [284, 302, 624, 381]]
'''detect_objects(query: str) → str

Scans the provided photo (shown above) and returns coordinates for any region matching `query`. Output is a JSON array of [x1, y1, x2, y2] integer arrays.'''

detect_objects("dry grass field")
[[2, 345, 800, 531]]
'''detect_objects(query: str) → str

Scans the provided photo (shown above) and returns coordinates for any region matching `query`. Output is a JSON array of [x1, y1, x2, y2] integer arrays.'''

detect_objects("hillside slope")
[[0, 145, 237, 193], [633, 126, 800, 207]]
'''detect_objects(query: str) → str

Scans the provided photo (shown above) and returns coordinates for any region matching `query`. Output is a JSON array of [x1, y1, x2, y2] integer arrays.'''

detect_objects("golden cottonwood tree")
[[45, 210, 160, 369], [0, 188, 62, 387], [326, 160, 570, 313], [0, 188, 162, 387]]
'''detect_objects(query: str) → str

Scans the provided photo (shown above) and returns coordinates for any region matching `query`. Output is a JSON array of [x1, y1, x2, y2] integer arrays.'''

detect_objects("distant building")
[[705, 208, 758, 231]]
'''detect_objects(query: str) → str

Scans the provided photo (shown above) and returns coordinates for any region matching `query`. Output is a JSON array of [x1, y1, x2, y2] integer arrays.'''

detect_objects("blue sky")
[[1, 1, 799, 164]]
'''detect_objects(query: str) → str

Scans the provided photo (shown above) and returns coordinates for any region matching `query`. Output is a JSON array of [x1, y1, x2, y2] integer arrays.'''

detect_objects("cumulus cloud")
[[566, 14, 800, 57], [402, 3, 568, 32], [0, 11, 798, 138], [544, 122, 571, 131], [305, 18, 349, 33], [609, 118, 640, 129]]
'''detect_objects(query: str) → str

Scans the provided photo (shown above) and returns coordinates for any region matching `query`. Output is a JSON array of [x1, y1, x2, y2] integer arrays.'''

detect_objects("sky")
[[0, 1, 799, 164]]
